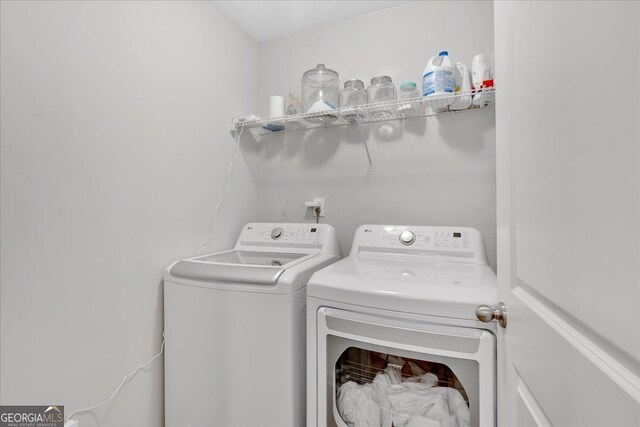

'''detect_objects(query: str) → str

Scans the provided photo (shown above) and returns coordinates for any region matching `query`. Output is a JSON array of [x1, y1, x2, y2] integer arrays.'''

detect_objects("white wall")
[[251, 1, 497, 268], [0, 1, 257, 425]]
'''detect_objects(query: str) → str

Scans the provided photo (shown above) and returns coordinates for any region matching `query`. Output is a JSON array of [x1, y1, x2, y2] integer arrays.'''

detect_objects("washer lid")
[[169, 249, 315, 285], [307, 255, 497, 320], [199, 250, 307, 266]]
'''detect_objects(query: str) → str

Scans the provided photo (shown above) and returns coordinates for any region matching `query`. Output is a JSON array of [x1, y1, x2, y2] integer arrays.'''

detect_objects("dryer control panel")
[[237, 223, 337, 249], [353, 225, 488, 265]]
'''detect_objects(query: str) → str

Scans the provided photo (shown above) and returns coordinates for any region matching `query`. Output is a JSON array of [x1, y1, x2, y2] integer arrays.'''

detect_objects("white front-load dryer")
[[164, 223, 340, 427], [307, 225, 498, 427]]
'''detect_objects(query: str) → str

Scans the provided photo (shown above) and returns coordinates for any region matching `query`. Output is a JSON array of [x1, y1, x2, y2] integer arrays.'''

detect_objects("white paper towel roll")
[[270, 96, 285, 117]]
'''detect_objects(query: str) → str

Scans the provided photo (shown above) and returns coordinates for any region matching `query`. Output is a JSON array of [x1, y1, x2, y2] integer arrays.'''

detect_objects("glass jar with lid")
[[367, 76, 397, 104], [399, 81, 420, 99], [340, 79, 367, 108], [398, 82, 424, 116], [301, 64, 340, 113]]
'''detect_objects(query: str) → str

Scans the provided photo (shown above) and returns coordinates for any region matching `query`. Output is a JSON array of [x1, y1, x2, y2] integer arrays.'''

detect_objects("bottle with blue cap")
[[422, 51, 456, 101]]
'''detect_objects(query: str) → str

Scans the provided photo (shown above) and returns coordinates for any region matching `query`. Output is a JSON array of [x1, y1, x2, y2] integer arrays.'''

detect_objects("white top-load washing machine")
[[164, 223, 340, 427], [307, 225, 498, 427]]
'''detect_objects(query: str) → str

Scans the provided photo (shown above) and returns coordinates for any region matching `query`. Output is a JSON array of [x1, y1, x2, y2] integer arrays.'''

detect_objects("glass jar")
[[399, 81, 420, 99], [301, 64, 340, 113], [367, 76, 396, 104], [340, 79, 367, 108], [398, 82, 423, 116]]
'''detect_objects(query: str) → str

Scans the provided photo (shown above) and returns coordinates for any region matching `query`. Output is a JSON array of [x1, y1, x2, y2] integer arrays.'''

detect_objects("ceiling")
[[211, 1, 413, 42]]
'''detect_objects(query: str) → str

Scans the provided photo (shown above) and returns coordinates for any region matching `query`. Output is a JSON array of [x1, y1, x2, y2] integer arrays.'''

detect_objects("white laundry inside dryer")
[[336, 349, 470, 427]]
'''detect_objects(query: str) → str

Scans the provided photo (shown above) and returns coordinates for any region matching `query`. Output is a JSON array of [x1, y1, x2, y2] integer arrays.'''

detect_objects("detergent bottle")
[[472, 54, 492, 106], [422, 51, 455, 98], [450, 62, 472, 110]]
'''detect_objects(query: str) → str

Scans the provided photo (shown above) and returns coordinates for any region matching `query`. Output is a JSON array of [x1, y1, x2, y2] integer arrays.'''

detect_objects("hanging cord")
[[280, 47, 293, 219], [356, 123, 374, 172], [197, 121, 245, 255], [66, 332, 166, 422], [280, 132, 291, 219]]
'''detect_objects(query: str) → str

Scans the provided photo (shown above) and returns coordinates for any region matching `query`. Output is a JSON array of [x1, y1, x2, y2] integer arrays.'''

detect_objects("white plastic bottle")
[[471, 54, 491, 106], [422, 51, 455, 100], [450, 62, 472, 110]]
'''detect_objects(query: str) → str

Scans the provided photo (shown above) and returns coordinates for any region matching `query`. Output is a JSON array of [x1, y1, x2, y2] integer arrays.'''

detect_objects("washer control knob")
[[399, 231, 416, 246], [271, 227, 284, 240]]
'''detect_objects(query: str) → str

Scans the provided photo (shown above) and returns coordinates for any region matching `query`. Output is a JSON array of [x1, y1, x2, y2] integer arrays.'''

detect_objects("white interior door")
[[495, 1, 640, 426]]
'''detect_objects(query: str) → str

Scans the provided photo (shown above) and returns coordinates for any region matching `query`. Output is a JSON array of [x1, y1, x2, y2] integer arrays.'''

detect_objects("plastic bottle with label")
[[471, 54, 492, 106], [422, 51, 455, 100], [450, 62, 472, 110]]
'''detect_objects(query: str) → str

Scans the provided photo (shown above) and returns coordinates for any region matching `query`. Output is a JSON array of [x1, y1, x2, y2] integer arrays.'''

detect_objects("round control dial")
[[271, 227, 284, 240], [399, 230, 416, 245]]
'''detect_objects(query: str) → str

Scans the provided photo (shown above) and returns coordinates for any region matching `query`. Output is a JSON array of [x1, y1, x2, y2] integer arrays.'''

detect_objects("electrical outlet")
[[304, 198, 325, 217]]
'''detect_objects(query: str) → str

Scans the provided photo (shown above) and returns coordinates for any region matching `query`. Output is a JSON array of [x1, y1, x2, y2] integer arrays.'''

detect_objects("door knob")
[[475, 302, 507, 328]]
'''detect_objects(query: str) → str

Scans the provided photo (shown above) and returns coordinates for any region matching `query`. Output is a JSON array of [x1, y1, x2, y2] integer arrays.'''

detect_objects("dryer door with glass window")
[[316, 307, 496, 427]]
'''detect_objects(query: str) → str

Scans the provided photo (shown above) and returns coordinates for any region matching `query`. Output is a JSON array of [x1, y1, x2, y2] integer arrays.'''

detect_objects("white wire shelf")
[[230, 87, 495, 138]]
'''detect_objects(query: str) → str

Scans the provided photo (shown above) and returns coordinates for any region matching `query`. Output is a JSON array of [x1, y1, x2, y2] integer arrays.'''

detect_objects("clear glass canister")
[[399, 82, 420, 99], [398, 82, 424, 116], [301, 64, 340, 113], [367, 76, 396, 104], [340, 79, 367, 108]]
